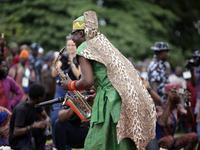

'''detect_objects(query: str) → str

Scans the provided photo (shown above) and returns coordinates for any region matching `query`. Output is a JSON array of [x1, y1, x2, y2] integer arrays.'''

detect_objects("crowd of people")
[[0, 10, 200, 150]]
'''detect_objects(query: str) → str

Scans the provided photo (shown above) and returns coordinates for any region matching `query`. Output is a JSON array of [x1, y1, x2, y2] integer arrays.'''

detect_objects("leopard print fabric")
[[82, 11, 156, 150]]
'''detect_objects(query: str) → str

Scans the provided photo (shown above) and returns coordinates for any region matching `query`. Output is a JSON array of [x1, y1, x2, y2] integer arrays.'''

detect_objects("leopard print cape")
[[82, 11, 156, 150]]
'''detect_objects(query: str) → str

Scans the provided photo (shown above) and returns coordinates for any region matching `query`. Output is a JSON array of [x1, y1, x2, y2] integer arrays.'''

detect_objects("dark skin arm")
[[190, 67, 197, 87], [13, 110, 50, 137], [184, 91, 194, 123], [58, 108, 75, 123], [150, 81, 158, 94], [141, 77, 163, 106], [61, 55, 94, 91]]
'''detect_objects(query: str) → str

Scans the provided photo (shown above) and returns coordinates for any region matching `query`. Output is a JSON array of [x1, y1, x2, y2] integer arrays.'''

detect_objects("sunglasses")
[[69, 30, 83, 38]]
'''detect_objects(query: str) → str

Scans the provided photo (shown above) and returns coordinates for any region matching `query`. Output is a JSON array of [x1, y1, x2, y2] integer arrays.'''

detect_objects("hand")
[[33, 121, 46, 129], [183, 90, 191, 103], [61, 80, 70, 90], [43, 120, 51, 127], [168, 87, 179, 103], [141, 76, 150, 90], [61, 76, 72, 91], [84, 95, 95, 106], [68, 54, 73, 65]]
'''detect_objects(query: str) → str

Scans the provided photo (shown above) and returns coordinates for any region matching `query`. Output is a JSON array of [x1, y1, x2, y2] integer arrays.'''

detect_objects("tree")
[[0, 0, 188, 68]]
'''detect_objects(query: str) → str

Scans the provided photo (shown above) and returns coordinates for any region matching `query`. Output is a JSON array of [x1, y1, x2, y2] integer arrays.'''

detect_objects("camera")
[[177, 88, 186, 95], [186, 50, 200, 69], [60, 51, 70, 70], [43, 127, 52, 140]]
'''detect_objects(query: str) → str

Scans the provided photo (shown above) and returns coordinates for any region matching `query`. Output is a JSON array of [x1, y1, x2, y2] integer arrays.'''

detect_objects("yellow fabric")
[[73, 16, 84, 30]]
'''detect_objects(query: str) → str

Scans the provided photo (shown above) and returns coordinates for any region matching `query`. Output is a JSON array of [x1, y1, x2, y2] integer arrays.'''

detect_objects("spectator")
[[169, 66, 186, 89], [51, 36, 81, 149], [156, 83, 198, 150], [0, 57, 23, 111], [40, 52, 56, 116], [9, 83, 51, 150], [0, 106, 12, 146], [141, 76, 162, 150], [190, 63, 200, 146], [8, 49, 36, 102], [29, 43, 44, 83], [54, 95, 94, 150], [9, 45, 20, 68], [147, 42, 170, 102]]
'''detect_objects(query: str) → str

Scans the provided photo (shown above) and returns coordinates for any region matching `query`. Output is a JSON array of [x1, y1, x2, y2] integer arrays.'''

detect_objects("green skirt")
[[84, 100, 136, 150]]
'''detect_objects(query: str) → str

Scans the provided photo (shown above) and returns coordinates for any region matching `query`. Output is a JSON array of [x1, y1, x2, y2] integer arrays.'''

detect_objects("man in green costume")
[[61, 11, 156, 150]]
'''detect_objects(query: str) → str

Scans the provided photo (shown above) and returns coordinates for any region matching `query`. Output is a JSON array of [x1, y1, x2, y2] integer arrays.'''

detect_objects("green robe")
[[77, 41, 136, 150]]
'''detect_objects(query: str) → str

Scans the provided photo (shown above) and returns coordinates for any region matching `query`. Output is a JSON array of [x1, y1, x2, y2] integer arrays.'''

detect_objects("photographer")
[[156, 83, 198, 150], [188, 50, 200, 150], [9, 83, 51, 150]]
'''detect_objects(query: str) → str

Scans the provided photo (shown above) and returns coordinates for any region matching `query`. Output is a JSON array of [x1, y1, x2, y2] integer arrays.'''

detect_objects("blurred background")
[[0, 0, 200, 69]]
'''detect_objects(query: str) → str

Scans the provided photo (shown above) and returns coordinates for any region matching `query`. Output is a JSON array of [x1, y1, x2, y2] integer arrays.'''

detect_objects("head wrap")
[[81, 11, 156, 149], [72, 16, 84, 31], [19, 49, 29, 58]]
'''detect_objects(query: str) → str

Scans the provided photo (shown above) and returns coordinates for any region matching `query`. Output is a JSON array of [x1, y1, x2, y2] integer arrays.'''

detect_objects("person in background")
[[40, 52, 56, 116], [9, 83, 51, 150], [147, 42, 170, 103], [186, 78, 198, 133], [54, 93, 95, 150], [156, 83, 198, 150], [0, 106, 12, 146], [141, 76, 162, 150], [51, 36, 81, 149], [8, 49, 36, 102], [169, 66, 186, 89], [0, 57, 23, 111], [29, 43, 44, 83]]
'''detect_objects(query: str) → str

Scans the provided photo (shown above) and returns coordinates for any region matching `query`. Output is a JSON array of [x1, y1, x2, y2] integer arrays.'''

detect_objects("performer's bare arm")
[[61, 56, 94, 91]]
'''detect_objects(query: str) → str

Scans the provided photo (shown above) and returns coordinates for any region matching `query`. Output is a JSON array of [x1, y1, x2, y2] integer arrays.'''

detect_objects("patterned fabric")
[[78, 11, 156, 150], [77, 42, 135, 150], [147, 54, 169, 101], [0, 107, 11, 146]]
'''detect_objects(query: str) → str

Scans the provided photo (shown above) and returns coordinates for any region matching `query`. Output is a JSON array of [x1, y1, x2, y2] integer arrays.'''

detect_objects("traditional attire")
[[75, 11, 156, 150]]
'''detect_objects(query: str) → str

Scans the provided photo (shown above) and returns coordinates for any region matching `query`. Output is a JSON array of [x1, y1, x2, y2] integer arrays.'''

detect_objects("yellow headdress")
[[73, 16, 84, 31]]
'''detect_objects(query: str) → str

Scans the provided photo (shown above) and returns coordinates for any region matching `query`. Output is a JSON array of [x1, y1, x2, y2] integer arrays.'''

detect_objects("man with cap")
[[8, 49, 36, 102], [60, 11, 156, 150], [147, 42, 170, 103]]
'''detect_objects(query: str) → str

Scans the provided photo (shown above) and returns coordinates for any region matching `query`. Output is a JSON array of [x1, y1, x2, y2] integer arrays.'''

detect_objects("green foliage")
[[0, 0, 198, 70]]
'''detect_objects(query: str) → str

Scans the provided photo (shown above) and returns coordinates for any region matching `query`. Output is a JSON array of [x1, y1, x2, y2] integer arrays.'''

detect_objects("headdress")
[[19, 49, 29, 58], [72, 16, 84, 31]]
